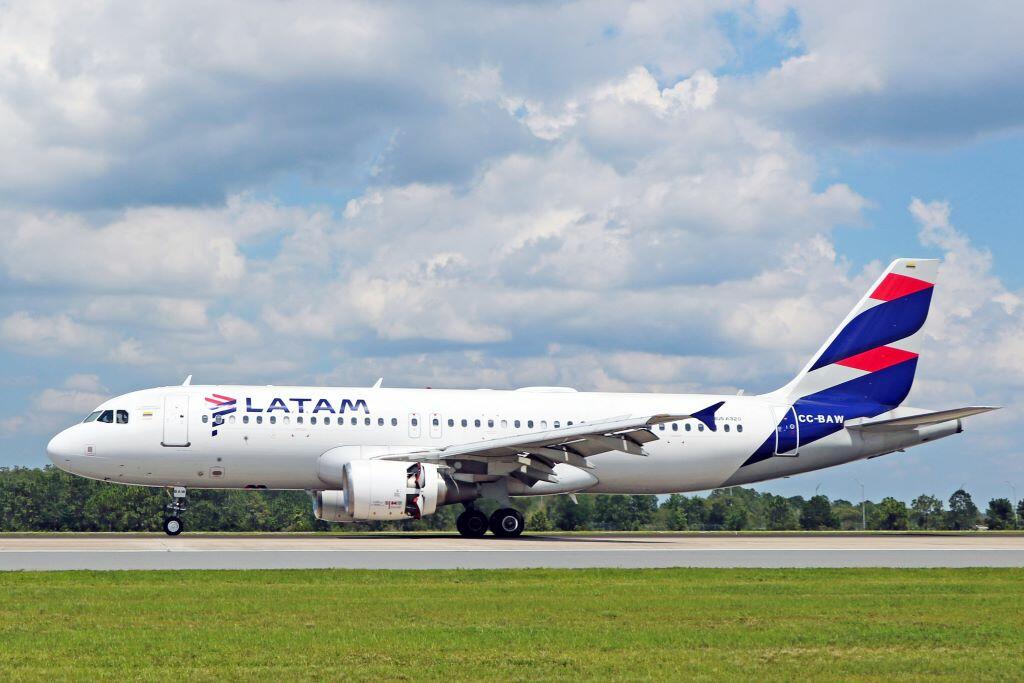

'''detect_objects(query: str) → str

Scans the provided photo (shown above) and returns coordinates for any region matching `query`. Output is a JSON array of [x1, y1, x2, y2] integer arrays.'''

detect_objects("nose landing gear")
[[163, 486, 187, 536]]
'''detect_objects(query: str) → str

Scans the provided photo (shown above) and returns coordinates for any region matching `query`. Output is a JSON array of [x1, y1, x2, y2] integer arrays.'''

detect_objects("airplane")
[[46, 258, 997, 537]]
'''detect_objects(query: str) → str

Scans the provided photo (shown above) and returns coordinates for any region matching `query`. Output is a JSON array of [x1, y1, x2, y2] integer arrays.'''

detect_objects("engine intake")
[[313, 460, 441, 522]]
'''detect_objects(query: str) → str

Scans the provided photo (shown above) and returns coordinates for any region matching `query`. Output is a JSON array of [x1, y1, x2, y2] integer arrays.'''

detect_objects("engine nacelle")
[[313, 460, 441, 522]]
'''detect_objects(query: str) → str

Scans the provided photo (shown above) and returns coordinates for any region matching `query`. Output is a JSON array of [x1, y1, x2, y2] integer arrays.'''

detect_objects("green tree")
[[527, 508, 553, 531], [871, 496, 909, 530], [764, 495, 798, 531], [910, 495, 944, 530], [946, 489, 980, 530], [549, 494, 595, 531], [799, 495, 839, 530], [985, 498, 1015, 530], [723, 505, 749, 531]]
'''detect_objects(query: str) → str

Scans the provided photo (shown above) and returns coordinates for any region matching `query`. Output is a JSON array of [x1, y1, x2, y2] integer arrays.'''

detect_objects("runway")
[[3, 533, 1024, 570]]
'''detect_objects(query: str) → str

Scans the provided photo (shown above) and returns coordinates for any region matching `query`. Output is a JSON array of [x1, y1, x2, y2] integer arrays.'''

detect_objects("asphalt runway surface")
[[2, 534, 1024, 570]]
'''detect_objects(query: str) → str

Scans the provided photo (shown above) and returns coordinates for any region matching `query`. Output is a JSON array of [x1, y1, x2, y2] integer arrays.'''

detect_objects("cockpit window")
[[116, 410, 129, 424], [97, 410, 114, 423], [84, 411, 101, 423]]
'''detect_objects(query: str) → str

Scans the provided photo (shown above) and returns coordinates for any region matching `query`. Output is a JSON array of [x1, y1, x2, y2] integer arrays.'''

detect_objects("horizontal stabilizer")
[[845, 406, 999, 432]]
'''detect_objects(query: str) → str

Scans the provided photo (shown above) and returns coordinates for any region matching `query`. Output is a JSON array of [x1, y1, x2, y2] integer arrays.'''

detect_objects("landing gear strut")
[[489, 508, 525, 538], [456, 506, 489, 538], [163, 486, 187, 536]]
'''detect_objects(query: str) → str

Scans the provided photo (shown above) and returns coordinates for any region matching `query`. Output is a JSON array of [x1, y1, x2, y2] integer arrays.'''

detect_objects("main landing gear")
[[163, 486, 187, 536], [456, 505, 525, 538]]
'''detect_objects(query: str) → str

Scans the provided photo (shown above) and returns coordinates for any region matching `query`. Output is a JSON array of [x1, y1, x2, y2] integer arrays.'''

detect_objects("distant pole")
[[815, 482, 822, 496], [1007, 481, 1018, 526], [854, 478, 866, 531]]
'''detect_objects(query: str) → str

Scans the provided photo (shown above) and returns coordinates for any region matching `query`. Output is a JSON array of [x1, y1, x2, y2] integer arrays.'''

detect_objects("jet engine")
[[313, 460, 441, 522]]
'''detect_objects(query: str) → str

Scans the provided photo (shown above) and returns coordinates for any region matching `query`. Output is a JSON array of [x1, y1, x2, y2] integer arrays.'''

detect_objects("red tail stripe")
[[835, 346, 919, 373], [870, 273, 933, 301]]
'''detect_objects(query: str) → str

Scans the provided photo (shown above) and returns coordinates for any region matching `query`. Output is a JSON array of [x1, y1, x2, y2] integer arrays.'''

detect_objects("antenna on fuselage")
[[372, 377, 383, 389], [182, 375, 192, 386]]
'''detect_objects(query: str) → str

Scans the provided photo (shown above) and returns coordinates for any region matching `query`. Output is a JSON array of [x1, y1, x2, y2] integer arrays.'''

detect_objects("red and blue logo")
[[205, 393, 236, 437]]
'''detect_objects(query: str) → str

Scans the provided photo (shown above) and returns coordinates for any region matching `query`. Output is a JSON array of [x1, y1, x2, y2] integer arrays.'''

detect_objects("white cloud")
[[0, 312, 105, 354]]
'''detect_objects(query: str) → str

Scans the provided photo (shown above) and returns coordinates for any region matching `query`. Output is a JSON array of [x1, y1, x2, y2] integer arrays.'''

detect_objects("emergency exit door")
[[162, 394, 190, 447]]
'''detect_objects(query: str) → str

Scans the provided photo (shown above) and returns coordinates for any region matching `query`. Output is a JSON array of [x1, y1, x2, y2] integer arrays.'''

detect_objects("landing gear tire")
[[456, 509, 489, 538], [163, 516, 183, 536], [489, 508, 525, 538]]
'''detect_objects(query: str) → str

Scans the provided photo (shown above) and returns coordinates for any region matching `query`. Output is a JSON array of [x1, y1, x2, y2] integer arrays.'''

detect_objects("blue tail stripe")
[[810, 288, 933, 370], [741, 358, 918, 467]]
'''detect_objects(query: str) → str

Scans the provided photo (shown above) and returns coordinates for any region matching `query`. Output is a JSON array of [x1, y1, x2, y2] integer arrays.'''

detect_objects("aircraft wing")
[[380, 402, 724, 486], [845, 406, 999, 432]]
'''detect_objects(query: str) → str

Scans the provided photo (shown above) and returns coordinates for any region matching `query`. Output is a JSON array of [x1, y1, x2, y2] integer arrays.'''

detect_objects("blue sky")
[[1, 1, 1021, 506]]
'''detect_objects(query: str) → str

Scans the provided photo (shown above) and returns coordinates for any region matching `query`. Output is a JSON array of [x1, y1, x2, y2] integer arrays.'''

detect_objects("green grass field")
[[2, 568, 1022, 680]]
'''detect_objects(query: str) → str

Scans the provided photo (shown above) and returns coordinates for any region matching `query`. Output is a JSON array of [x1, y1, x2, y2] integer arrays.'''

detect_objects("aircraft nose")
[[46, 429, 78, 469]]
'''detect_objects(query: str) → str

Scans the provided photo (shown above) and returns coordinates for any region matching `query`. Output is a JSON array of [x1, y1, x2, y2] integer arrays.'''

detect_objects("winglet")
[[691, 401, 725, 432], [182, 374, 192, 386]]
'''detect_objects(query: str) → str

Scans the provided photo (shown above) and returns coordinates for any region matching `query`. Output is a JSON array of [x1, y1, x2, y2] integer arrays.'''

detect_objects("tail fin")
[[777, 258, 939, 410]]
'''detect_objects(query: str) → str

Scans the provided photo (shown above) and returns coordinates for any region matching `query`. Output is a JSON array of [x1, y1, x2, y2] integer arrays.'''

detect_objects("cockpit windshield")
[[83, 409, 128, 424]]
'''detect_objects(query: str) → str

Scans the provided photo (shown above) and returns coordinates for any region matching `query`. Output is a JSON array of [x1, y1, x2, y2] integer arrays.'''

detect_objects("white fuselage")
[[46, 384, 960, 496]]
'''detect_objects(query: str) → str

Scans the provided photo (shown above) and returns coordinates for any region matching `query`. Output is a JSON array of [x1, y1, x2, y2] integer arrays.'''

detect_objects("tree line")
[[1, 466, 1021, 532]]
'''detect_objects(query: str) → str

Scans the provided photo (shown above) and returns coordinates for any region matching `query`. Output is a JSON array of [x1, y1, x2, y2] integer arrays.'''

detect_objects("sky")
[[0, 1, 1022, 506]]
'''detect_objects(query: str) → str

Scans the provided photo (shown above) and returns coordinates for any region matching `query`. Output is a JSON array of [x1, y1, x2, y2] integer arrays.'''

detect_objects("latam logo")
[[243, 397, 369, 414], [205, 393, 237, 436], [797, 413, 844, 425]]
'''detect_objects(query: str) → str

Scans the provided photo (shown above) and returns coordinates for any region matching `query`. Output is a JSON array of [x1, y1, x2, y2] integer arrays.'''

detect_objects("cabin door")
[[162, 394, 190, 447]]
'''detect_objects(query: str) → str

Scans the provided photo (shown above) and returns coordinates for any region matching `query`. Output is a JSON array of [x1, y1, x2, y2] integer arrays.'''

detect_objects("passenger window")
[[474, 419, 481, 428], [685, 423, 691, 432], [514, 420, 521, 428], [737, 424, 743, 433], [540, 420, 547, 428], [202, 415, 209, 424], [391, 417, 397, 426], [567, 421, 574, 426], [229, 415, 236, 424], [257, 416, 263, 424], [671, 423, 678, 431], [324, 416, 330, 425], [411, 417, 418, 427], [554, 420, 560, 428], [378, 417, 384, 426], [658, 423, 665, 431], [724, 424, 730, 432], [461, 419, 467, 427], [433, 417, 439, 427], [296, 416, 303, 425], [527, 420, 534, 429], [447, 418, 454, 427], [351, 417, 357, 426], [243, 415, 250, 424], [98, 410, 114, 423], [487, 419, 494, 428], [270, 416, 277, 424], [364, 417, 371, 426], [500, 419, 508, 429], [309, 417, 316, 425], [116, 410, 129, 424], [698, 424, 704, 432], [283, 416, 290, 425]]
